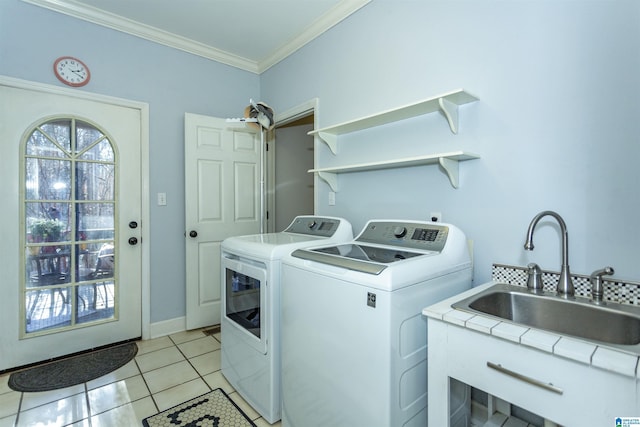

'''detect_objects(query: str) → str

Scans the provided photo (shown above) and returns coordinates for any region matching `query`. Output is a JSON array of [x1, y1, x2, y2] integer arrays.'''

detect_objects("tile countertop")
[[422, 281, 640, 380]]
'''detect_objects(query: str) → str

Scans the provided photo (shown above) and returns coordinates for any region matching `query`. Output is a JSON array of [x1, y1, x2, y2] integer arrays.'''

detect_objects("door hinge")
[[266, 143, 269, 151]]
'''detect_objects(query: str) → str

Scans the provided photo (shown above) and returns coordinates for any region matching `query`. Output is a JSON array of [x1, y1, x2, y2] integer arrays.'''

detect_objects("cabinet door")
[[429, 320, 637, 426]]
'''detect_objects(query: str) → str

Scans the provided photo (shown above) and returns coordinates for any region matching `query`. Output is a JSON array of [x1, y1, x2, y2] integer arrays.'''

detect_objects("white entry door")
[[185, 113, 261, 329], [0, 79, 144, 371]]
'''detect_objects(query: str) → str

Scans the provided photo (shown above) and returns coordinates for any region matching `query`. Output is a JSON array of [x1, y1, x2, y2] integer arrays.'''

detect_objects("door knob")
[[189, 230, 198, 238], [129, 221, 138, 229], [128, 237, 138, 245]]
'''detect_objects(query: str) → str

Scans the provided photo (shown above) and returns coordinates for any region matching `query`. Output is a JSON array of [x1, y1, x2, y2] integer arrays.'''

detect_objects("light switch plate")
[[328, 191, 336, 206]]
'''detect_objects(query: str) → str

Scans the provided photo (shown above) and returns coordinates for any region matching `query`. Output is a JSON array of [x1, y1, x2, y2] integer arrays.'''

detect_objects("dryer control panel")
[[284, 216, 347, 237], [356, 221, 449, 252]]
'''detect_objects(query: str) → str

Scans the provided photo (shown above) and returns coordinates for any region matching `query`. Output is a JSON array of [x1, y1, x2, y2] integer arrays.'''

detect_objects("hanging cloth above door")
[[243, 100, 275, 130]]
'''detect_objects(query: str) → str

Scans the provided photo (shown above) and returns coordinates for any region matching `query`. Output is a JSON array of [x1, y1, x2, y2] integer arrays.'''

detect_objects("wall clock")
[[53, 56, 91, 87]]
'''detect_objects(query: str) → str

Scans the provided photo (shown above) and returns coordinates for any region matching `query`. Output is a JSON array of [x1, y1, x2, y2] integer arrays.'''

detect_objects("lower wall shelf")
[[308, 151, 480, 191]]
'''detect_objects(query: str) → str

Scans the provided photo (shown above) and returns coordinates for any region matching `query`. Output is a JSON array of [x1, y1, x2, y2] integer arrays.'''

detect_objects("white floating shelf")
[[309, 89, 478, 154], [309, 151, 480, 191]]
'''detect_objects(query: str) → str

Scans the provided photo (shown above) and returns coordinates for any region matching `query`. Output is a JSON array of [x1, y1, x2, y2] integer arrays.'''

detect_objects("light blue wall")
[[261, 0, 640, 284], [0, 0, 260, 322], [2, 0, 639, 326]]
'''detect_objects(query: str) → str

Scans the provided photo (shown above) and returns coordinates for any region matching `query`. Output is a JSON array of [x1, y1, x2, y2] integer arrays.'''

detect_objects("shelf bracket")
[[317, 132, 338, 155], [438, 157, 460, 188], [438, 97, 459, 134], [317, 171, 339, 191]]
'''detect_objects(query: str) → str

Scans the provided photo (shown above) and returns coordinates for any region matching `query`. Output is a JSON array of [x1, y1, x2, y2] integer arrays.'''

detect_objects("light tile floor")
[[0, 329, 280, 427]]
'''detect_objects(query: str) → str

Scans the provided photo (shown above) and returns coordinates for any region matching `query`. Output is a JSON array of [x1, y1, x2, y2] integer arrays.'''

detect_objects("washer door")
[[222, 255, 268, 354]]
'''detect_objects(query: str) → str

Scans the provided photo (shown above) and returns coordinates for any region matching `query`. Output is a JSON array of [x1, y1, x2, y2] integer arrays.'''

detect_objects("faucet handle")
[[590, 266, 614, 304], [526, 263, 544, 292]]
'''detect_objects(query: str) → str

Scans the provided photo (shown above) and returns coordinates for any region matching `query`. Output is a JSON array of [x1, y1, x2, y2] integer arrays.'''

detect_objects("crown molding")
[[22, 0, 259, 73], [22, 0, 370, 75], [257, 0, 370, 73]]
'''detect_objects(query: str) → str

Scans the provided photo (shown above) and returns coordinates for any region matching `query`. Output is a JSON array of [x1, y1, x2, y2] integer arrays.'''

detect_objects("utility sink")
[[452, 283, 640, 351]]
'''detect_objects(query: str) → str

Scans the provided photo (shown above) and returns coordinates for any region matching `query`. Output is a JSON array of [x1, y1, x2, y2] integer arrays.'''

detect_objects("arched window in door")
[[22, 118, 117, 335]]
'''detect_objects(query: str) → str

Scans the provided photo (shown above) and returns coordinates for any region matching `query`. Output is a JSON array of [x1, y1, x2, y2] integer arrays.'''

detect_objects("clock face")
[[53, 56, 90, 87]]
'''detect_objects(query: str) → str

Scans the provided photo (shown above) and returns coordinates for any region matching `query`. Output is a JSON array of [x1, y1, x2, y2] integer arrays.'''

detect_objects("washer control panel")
[[356, 221, 449, 252]]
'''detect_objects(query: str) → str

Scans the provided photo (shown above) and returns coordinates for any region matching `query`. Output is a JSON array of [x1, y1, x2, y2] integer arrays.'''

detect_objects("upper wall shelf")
[[309, 151, 480, 191], [308, 89, 478, 154]]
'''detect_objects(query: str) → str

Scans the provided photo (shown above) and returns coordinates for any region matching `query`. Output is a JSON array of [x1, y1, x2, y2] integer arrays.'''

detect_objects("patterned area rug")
[[142, 388, 256, 427], [8, 342, 138, 392]]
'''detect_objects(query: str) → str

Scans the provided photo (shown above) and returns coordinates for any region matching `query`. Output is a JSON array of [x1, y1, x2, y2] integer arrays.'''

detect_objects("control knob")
[[308, 220, 317, 229], [393, 226, 407, 238]]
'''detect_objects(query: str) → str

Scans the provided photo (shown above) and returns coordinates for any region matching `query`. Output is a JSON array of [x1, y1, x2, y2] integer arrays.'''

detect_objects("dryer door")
[[222, 255, 268, 354]]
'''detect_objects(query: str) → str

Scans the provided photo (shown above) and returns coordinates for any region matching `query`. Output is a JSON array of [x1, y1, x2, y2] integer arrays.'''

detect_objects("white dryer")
[[280, 220, 473, 427], [220, 216, 353, 424]]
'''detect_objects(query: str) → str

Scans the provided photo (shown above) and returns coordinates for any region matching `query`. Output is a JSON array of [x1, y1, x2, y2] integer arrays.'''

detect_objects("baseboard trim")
[[149, 316, 186, 339]]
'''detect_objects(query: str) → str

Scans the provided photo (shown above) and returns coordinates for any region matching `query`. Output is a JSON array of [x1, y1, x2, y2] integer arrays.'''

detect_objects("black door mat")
[[8, 342, 138, 392], [142, 388, 256, 427]]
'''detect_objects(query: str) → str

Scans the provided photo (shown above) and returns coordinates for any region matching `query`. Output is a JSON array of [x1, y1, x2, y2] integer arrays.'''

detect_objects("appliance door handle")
[[486, 362, 563, 395]]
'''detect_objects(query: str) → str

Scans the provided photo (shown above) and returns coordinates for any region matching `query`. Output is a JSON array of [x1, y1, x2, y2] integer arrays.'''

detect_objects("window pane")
[[77, 242, 105, 275], [26, 203, 71, 243], [25, 129, 68, 158], [25, 286, 72, 333], [76, 122, 106, 156], [76, 162, 114, 201], [26, 244, 72, 290], [76, 281, 115, 324], [77, 242, 114, 283], [77, 203, 115, 240], [25, 158, 71, 200], [79, 137, 114, 162], [40, 120, 72, 153]]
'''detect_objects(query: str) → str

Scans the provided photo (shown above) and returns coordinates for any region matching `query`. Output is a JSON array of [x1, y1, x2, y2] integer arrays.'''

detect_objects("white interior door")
[[185, 113, 260, 329], [0, 80, 143, 371]]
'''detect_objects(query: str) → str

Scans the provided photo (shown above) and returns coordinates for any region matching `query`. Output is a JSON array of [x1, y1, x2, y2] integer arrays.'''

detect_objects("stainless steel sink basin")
[[452, 283, 640, 351]]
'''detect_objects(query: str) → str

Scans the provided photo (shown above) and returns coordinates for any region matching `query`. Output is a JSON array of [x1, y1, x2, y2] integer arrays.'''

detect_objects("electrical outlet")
[[430, 211, 442, 222], [328, 191, 336, 206], [157, 192, 167, 206]]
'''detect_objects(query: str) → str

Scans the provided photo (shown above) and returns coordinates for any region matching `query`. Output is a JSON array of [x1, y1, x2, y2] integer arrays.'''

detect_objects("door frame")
[[0, 75, 151, 340], [267, 98, 318, 232]]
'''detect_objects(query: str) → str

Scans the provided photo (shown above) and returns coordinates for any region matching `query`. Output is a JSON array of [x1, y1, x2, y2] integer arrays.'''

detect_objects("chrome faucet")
[[526, 262, 544, 292], [524, 211, 574, 297], [590, 266, 614, 305]]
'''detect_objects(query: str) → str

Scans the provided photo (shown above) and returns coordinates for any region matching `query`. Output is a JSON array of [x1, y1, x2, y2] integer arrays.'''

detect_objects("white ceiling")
[[23, 0, 370, 74]]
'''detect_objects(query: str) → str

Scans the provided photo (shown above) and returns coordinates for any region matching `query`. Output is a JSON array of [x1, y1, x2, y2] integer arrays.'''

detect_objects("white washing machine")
[[220, 215, 353, 424], [280, 220, 473, 427]]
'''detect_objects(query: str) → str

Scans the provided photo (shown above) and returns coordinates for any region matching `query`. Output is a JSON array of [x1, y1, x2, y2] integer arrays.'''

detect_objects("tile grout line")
[[171, 332, 215, 394], [84, 382, 93, 427], [12, 392, 24, 426], [138, 331, 220, 413], [134, 344, 160, 416]]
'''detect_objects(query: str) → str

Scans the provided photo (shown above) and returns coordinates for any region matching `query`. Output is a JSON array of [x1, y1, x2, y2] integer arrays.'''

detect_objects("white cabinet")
[[308, 89, 480, 190], [428, 319, 638, 426]]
